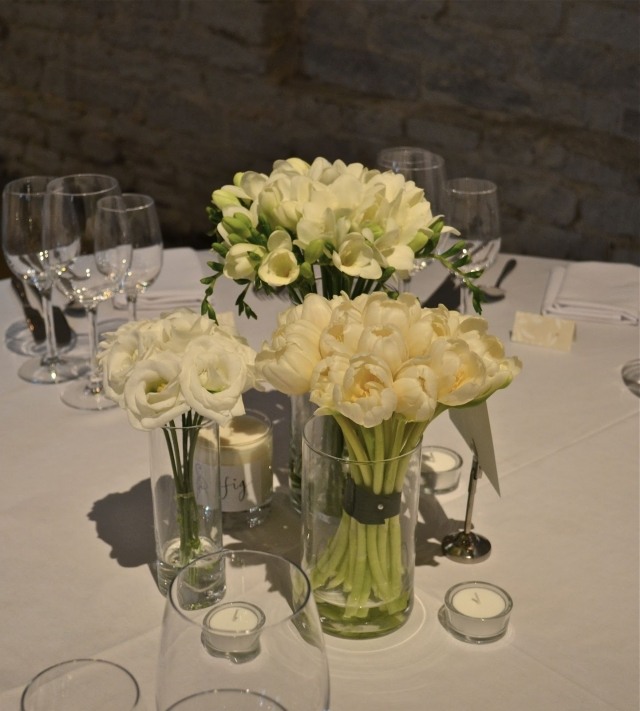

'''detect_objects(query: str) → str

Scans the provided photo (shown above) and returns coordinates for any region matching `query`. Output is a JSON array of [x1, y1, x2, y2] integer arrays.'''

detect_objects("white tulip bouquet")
[[203, 156, 484, 319], [98, 308, 259, 566], [257, 291, 521, 626]]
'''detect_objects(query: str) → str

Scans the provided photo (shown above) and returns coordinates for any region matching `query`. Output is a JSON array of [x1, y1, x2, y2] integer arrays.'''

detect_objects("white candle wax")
[[451, 587, 506, 618], [202, 601, 265, 657], [444, 581, 512, 643], [422, 448, 458, 472], [421, 446, 462, 494], [219, 413, 272, 514]]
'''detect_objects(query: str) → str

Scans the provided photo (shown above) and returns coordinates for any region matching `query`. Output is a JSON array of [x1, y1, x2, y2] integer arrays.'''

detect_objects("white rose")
[[123, 354, 188, 430], [180, 335, 249, 425]]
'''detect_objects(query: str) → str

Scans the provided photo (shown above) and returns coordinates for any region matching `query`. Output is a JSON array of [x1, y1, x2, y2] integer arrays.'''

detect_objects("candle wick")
[[472, 592, 480, 604], [232, 609, 239, 621]]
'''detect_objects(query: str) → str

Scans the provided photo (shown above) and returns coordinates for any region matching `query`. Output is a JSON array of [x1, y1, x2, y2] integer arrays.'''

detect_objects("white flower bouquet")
[[256, 291, 521, 631], [98, 309, 259, 576], [203, 157, 483, 319]]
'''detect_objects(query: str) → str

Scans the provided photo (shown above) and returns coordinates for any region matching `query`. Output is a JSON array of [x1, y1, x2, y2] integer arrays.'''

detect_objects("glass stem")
[[127, 294, 137, 321], [40, 287, 60, 366], [86, 304, 103, 395]]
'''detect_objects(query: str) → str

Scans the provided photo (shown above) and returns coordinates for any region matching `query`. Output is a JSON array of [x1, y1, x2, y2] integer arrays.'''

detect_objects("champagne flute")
[[2, 176, 84, 384], [157, 549, 330, 711], [44, 174, 131, 410], [116, 193, 163, 320], [443, 177, 501, 312]]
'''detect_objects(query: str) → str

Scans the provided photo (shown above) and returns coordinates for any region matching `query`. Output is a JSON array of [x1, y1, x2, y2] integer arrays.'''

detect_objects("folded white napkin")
[[542, 261, 640, 325], [114, 247, 204, 313]]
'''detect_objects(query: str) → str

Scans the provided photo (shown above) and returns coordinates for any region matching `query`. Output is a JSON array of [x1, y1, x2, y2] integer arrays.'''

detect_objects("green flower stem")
[[162, 411, 205, 565], [310, 413, 430, 620]]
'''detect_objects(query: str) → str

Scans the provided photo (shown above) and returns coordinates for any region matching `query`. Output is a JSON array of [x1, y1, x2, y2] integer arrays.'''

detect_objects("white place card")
[[449, 402, 500, 495]]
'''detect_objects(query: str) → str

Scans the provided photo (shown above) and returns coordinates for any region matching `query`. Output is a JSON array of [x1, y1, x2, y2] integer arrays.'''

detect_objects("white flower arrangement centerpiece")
[[202, 156, 484, 319], [98, 308, 260, 592], [256, 291, 521, 637]]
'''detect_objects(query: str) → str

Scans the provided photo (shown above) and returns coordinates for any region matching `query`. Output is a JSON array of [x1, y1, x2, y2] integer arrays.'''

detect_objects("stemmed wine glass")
[[377, 146, 447, 285], [112, 193, 163, 321], [43, 174, 131, 410], [443, 177, 501, 312], [2, 176, 84, 384], [156, 549, 330, 711]]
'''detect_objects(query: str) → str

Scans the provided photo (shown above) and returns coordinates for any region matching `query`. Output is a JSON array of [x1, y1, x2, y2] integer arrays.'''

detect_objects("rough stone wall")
[[0, 0, 638, 269]]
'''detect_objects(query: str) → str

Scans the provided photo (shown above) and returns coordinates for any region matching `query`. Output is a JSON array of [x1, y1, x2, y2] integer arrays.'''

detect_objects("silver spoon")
[[479, 258, 517, 302]]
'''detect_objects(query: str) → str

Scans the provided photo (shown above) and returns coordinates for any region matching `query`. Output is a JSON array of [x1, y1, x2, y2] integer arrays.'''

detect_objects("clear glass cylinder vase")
[[301, 415, 422, 639], [288, 393, 317, 513], [149, 415, 223, 595]]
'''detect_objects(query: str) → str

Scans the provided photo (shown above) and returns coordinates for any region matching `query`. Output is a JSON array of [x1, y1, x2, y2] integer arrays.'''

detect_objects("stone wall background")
[[0, 0, 638, 279]]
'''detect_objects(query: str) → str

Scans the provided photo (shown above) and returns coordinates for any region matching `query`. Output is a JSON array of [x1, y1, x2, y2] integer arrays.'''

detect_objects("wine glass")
[[156, 549, 330, 711], [43, 174, 131, 410], [2, 176, 84, 384], [377, 146, 447, 284], [21, 658, 142, 711], [443, 177, 501, 312], [115, 193, 163, 321]]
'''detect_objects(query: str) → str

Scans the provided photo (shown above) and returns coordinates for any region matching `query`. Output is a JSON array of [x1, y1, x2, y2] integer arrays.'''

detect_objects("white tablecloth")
[[1, 250, 638, 710]]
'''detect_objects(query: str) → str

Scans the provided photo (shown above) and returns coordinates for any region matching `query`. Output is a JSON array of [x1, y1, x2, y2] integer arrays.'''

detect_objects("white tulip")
[[332, 355, 397, 428], [393, 359, 439, 422]]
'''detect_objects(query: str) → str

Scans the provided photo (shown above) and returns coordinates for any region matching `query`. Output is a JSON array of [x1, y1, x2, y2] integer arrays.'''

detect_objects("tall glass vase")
[[301, 415, 422, 639], [149, 414, 223, 595], [288, 393, 317, 513]]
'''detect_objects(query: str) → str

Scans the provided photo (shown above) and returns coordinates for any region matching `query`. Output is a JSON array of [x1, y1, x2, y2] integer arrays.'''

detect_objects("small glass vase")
[[301, 415, 422, 639], [149, 414, 223, 595]]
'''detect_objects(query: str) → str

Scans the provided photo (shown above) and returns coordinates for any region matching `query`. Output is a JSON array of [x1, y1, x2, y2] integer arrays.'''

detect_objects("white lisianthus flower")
[[100, 308, 259, 430], [223, 243, 266, 280], [123, 354, 188, 430], [180, 335, 249, 425]]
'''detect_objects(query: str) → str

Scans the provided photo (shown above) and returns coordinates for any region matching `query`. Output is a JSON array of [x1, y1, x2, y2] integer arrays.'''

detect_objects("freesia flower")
[[203, 156, 482, 321]]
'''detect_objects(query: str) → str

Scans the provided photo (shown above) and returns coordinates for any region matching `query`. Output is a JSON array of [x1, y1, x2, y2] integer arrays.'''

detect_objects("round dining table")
[[0, 249, 637, 710]]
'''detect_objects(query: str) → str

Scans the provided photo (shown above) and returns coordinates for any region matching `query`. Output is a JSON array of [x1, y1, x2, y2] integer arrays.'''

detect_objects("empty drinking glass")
[[44, 174, 131, 410], [156, 549, 330, 711], [2, 176, 84, 383]]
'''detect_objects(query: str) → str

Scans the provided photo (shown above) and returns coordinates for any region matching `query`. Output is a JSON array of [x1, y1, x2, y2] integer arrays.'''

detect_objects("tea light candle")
[[443, 581, 513, 644], [421, 446, 463, 494], [220, 412, 273, 526], [202, 601, 266, 659]]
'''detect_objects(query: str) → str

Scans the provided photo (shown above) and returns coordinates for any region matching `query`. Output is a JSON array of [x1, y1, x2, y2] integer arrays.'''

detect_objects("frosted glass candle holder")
[[421, 446, 463, 494], [442, 581, 513, 644]]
